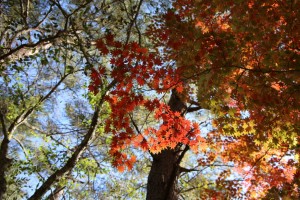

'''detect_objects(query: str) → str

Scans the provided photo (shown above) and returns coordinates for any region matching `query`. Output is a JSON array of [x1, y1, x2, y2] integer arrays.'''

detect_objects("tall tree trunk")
[[147, 149, 180, 200], [0, 137, 11, 200], [146, 90, 187, 200], [0, 106, 11, 200]]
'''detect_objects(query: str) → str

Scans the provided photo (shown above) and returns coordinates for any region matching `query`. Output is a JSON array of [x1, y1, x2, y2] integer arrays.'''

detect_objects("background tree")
[[0, 0, 164, 199]]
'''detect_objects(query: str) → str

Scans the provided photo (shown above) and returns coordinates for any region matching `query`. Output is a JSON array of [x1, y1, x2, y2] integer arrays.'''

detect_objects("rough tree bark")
[[146, 90, 188, 200], [0, 137, 11, 200]]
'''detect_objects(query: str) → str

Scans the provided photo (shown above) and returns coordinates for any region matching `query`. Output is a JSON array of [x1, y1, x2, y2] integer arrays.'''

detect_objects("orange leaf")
[[117, 165, 125, 172]]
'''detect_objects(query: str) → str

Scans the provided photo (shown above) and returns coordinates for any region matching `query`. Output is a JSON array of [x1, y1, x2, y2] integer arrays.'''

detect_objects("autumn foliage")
[[91, 35, 202, 171], [89, 0, 299, 199]]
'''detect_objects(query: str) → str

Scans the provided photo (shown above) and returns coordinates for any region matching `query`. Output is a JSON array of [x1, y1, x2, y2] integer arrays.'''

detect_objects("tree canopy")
[[0, 0, 299, 199]]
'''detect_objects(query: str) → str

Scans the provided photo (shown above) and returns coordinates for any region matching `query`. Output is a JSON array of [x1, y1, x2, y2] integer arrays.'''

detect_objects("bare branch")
[[33, 5, 54, 28], [125, 0, 144, 44], [12, 136, 29, 160], [129, 114, 142, 134], [7, 73, 70, 134], [70, 23, 93, 67], [87, 147, 102, 169]]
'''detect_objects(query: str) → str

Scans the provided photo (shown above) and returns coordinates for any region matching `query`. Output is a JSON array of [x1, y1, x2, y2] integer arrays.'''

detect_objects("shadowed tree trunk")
[[147, 149, 180, 200], [0, 137, 11, 200], [146, 90, 188, 200]]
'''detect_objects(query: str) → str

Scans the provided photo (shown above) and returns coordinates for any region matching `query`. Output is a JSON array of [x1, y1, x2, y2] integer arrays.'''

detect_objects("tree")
[[89, 0, 300, 199], [1, 0, 299, 199], [1, 0, 158, 199]]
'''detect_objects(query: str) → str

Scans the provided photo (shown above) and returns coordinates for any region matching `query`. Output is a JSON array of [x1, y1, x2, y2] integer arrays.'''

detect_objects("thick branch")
[[28, 80, 116, 200], [28, 103, 101, 200], [179, 164, 235, 173], [0, 31, 64, 61], [164, 145, 190, 200], [0, 0, 95, 64], [186, 106, 202, 113]]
